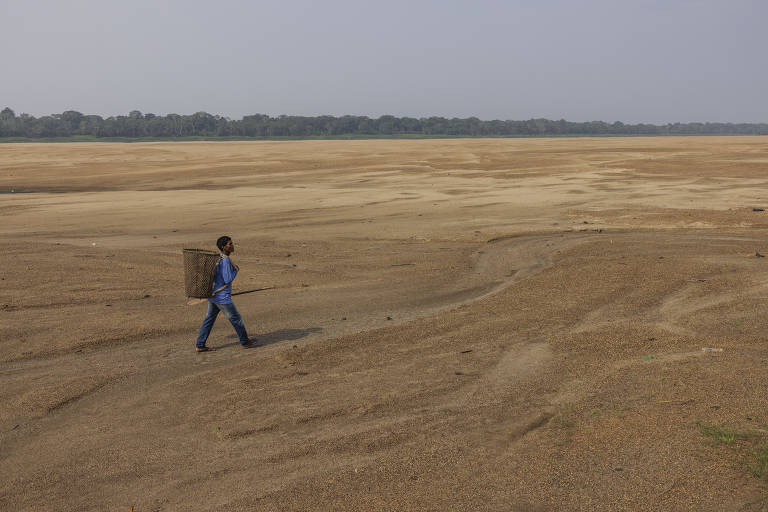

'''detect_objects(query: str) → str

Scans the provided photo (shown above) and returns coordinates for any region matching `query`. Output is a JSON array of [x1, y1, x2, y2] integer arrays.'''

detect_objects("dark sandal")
[[196, 346, 216, 353]]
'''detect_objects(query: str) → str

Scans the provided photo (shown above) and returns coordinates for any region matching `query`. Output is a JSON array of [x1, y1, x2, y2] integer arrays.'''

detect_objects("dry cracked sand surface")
[[2, 137, 768, 511]]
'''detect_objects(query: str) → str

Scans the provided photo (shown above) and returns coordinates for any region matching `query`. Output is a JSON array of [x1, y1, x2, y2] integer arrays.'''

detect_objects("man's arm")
[[219, 257, 238, 285]]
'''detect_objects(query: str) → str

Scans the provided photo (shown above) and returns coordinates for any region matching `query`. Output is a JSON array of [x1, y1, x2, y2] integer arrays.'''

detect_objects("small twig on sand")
[[656, 399, 695, 405]]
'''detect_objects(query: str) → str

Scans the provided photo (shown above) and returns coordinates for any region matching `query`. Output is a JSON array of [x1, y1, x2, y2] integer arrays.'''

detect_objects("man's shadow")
[[221, 327, 323, 349]]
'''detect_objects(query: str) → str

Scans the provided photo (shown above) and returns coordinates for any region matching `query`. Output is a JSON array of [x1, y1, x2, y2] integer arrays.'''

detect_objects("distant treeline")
[[2, 107, 768, 139]]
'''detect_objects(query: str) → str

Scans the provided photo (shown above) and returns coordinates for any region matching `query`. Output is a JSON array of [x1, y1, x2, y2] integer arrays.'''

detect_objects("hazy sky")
[[2, 0, 767, 123]]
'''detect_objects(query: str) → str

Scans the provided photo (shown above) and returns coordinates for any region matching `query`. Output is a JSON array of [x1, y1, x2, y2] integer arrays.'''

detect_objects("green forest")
[[2, 107, 767, 139]]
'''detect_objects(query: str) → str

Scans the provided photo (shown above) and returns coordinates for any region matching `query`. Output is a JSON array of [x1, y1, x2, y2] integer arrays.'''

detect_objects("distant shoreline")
[[2, 133, 766, 143], [3, 109, 767, 140]]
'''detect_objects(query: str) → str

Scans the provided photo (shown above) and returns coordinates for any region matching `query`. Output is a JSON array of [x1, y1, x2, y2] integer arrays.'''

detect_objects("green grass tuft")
[[696, 421, 768, 483], [696, 421, 748, 446], [748, 442, 768, 480]]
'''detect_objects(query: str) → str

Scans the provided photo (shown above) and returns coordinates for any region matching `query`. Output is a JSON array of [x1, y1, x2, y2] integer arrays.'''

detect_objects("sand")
[[1, 137, 768, 510]]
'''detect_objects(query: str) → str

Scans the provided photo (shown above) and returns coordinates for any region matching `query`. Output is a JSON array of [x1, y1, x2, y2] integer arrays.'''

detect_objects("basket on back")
[[183, 248, 220, 298]]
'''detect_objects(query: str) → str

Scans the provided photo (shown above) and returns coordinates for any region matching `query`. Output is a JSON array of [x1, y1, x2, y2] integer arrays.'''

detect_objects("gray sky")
[[2, 0, 767, 123]]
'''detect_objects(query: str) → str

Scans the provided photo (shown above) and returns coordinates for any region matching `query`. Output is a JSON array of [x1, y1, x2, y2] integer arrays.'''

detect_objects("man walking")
[[195, 236, 255, 352]]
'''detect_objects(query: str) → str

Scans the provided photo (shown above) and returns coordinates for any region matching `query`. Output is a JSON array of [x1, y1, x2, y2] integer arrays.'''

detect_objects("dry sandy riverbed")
[[1, 137, 768, 510]]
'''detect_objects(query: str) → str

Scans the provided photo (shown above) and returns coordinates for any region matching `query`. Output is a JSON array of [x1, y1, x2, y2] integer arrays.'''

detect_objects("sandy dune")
[[2, 137, 768, 510]]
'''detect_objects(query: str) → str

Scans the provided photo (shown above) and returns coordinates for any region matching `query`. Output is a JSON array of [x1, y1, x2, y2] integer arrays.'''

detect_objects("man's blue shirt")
[[209, 255, 237, 304]]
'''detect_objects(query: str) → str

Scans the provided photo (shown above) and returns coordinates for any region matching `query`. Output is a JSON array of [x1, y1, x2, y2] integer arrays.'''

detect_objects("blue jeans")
[[196, 301, 249, 348]]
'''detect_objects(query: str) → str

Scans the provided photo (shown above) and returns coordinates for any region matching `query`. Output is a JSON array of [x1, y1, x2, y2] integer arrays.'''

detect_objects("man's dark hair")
[[216, 236, 232, 251]]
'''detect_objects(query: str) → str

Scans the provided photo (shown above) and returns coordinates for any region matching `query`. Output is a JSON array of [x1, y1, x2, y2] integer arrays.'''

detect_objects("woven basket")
[[183, 248, 220, 298]]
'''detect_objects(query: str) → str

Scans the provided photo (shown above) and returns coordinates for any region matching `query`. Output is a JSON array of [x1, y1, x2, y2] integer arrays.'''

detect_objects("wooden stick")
[[186, 286, 276, 305], [232, 286, 276, 296]]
